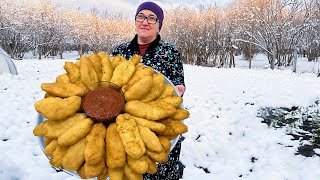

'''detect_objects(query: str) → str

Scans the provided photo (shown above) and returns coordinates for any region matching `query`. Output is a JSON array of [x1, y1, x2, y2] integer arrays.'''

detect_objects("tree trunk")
[[293, 48, 297, 73], [38, 45, 42, 60], [229, 48, 235, 68], [59, 43, 63, 59], [79, 44, 83, 58], [271, 43, 276, 70], [249, 42, 252, 69]]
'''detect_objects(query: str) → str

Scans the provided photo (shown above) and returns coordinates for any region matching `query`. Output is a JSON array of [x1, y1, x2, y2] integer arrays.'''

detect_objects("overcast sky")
[[52, 0, 230, 17]]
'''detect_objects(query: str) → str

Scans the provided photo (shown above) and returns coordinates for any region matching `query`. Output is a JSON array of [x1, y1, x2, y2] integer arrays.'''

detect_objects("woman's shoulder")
[[159, 40, 180, 52], [114, 41, 131, 50], [112, 41, 131, 56]]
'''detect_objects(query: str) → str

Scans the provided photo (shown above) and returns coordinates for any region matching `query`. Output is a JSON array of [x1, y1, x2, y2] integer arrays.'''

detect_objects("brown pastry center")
[[82, 87, 124, 122]]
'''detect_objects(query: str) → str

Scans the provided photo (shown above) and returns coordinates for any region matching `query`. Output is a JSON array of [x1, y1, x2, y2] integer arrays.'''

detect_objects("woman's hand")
[[175, 85, 185, 96]]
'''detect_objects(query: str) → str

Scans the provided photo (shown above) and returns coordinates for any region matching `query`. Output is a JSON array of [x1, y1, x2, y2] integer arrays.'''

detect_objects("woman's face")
[[135, 9, 159, 40]]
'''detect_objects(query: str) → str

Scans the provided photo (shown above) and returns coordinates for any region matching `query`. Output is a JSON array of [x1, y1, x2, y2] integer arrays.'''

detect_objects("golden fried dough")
[[112, 56, 125, 68], [58, 118, 94, 146], [34, 96, 81, 121], [101, 55, 114, 82], [140, 74, 165, 102], [50, 144, 68, 168], [80, 56, 98, 89], [44, 93, 56, 98], [155, 95, 183, 108], [145, 155, 157, 174], [127, 155, 148, 174], [138, 126, 163, 153], [106, 123, 126, 168], [163, 135, 178, 140], [88, 54, 103, 80], [62, 138, 85, 171], [55, 73, 70, 84], [124, 67, 154, 92], [44, 140, 58, 157], [135, 63, 145, 70], [98, 167, 109, 180], [97, 52, 108, 60], [158, 136, 171, 153], [111, 60, 135, 87], [147, 100, 177, 115], [158, 84, 175, 99], [133, 116, 166, 133], [128, 54, 141, 65], [123, 175, 129, 180], [44, 138, 53, 147], [124, 100, 176, 121], [119, 56, 127, 63], [158, 119, 188, 136], [108, 168, 124, 180], [123, 164, 143, 180], [170, 108, 190, 120], [41, 83, 85, 98], [77, 156, 106, 179], [33, 113, 87, 139], [33, 121, 46, 136], [145, 148, 168, 163], [75, 60, 81, 67], [63, 62, 85, 87], [116, 114, 145, 159], [85, 123, 107, 165], [124, 76, 153, 101]]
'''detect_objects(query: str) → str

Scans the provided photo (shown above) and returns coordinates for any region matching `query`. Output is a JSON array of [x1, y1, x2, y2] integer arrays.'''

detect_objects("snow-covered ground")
[[1, 53, 320, 180]]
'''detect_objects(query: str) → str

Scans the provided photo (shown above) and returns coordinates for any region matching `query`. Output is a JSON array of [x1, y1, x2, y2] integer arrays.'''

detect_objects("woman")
[[112, 2, 185, 179]]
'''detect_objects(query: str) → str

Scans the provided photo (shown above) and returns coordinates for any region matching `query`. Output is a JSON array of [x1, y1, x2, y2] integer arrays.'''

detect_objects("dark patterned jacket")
[[112, 34, 185, 86]]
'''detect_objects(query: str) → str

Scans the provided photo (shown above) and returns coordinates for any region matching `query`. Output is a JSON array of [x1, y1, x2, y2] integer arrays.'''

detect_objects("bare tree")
[[230, 0, 318, 67], [0, 0, 318, 65]]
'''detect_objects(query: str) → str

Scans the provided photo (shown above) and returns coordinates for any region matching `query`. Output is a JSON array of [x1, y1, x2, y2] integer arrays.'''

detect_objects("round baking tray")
[[36, 68, 183, 177]]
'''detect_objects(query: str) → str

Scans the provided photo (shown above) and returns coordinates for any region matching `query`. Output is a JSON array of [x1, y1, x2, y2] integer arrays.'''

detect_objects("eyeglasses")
[[135, 14, 158, 24]]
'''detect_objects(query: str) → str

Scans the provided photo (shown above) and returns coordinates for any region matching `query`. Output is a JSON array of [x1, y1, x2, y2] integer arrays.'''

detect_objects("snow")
[[1, 53, 320, 180]]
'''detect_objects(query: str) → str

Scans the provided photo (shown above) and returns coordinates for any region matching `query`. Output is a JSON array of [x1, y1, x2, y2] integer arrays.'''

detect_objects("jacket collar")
[[129, 34, 161, 54]]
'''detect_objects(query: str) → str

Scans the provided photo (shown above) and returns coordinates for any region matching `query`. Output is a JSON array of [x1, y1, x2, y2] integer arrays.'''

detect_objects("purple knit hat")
[[136, 1, 164, 30]]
